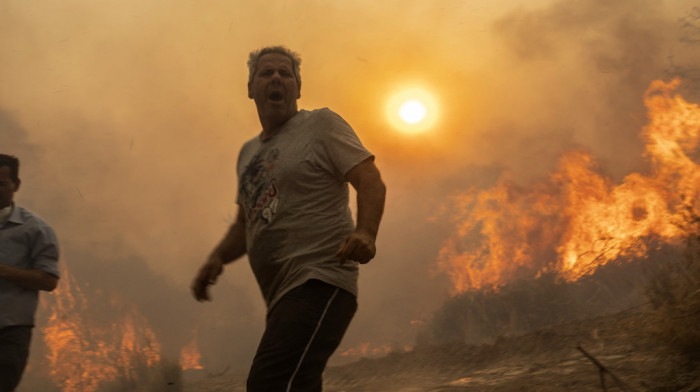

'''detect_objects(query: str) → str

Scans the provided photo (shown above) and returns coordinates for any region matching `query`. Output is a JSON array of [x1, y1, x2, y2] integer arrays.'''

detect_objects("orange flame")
[[41, 263, 162, 391], [180, 331, 204, 370], [438, 79, 700, 293]]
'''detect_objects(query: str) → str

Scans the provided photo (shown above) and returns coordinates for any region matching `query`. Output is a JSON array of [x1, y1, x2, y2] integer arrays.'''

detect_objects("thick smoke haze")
[[1, 0, 698, 377]]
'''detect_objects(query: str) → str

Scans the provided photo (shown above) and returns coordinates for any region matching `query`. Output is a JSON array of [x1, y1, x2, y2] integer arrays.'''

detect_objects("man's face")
[[248, 53, 301, 125], [0, 166, 18, 209]]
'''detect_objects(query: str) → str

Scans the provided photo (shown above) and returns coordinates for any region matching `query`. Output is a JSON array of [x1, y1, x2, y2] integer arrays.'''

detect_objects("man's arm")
[[191, 205, 247, 302], [0, 265, 58, 291], [336, 158, 386, 264]]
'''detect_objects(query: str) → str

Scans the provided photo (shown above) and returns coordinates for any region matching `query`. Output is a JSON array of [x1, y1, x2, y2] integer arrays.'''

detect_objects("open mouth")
[[268, 92, 284, 102]]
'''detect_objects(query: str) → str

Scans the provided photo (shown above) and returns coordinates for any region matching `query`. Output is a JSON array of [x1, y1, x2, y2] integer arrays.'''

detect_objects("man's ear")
[[248, 83, 253, 99], [14, 178, 21, 192]]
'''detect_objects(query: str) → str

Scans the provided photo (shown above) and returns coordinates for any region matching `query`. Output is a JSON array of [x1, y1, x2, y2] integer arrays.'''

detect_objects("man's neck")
[[259, 111, 299, 141], [260, 123, 283, 142]]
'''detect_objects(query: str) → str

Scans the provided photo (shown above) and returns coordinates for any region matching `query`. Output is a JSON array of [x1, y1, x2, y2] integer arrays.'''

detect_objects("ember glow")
[[437, 79, 700, 293], [180, 331, 204, 370], [41, 264, 163, 391], [339, 342, 394, 358]]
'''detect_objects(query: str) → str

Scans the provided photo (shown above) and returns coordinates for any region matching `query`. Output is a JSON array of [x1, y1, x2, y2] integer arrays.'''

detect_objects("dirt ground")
[[183, 310, 700, 392]]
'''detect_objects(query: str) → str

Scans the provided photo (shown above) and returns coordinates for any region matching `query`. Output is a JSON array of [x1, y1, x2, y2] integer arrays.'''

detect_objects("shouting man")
[[191, 46, 386, 391], [0, 154, 60, 392]]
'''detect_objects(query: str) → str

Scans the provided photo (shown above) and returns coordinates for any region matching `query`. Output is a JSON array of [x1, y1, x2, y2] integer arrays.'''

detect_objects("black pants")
[[0, 326, 32, 392], [247, 279, 357, 392]]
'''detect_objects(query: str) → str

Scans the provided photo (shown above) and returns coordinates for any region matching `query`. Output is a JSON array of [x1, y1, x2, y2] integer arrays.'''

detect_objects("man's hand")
[[341, 158, 385, 265], [336, 230, 376, 264], [192, 207, 247, 302], [191, 256, 224, 302]]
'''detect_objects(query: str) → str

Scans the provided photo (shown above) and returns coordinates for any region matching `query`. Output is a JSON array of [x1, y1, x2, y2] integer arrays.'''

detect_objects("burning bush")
[[37, 262, 158, 390], [425, 78, 700, 347], [25, 254, 189, 392], [436, 78, 699, 296]]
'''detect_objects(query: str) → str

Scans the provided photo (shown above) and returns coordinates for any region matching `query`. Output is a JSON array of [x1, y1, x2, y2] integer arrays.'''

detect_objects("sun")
[[399, 100, 427, 124], [386, 88, 438, 134]]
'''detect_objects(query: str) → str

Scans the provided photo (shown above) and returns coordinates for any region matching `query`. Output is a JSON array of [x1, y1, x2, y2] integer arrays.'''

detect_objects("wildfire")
[[438, 79, 700, 293], [180, 331, 204, 370], [41, 263, 162, 392]]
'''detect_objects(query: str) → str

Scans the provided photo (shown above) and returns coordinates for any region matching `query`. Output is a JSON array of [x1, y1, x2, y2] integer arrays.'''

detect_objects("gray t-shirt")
[[0, 204, 60, 328], [237, 108, 373, 310]]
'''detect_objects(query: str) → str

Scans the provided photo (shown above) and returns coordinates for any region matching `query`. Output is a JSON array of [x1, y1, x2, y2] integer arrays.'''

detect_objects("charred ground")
[[182, 306, 697, 392]]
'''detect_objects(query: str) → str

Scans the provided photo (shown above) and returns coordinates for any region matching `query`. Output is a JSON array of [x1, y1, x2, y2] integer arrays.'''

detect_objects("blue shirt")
[[0, 204, 60, 328]]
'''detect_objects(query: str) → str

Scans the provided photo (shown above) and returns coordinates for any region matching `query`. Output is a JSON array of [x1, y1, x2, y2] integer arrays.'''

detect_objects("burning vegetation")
[[418, 79, 700, 387], [25, 260, 197, 391], [179, 332, 204, 371], [436, 78, 698, 293]]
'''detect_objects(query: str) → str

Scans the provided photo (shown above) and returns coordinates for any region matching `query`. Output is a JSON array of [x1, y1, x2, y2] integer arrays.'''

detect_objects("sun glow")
[[399, 100, 427, 124], [387, 87, 439, 134]]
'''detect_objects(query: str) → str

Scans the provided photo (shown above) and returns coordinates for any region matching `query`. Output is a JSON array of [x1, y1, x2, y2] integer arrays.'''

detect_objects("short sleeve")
[[236, 137, 260, 207], [30, 223, 60, 278], [316, 109, 373, 179]]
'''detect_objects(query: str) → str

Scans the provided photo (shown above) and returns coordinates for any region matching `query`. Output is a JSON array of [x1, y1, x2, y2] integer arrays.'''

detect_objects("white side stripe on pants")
[[285, 287, 340, 392]]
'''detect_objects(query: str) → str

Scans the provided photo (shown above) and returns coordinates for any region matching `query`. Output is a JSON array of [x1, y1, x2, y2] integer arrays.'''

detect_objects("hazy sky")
[[3, 0, 699, 373]]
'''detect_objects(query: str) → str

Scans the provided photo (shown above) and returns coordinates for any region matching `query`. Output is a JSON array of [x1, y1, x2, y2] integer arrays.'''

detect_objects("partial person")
[[191, 46, 386, 391], [0, 154, 60, 392]]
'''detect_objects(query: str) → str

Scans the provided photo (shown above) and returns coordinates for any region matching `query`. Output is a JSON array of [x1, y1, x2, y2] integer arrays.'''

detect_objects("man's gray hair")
[[247, 46, 302, 87]]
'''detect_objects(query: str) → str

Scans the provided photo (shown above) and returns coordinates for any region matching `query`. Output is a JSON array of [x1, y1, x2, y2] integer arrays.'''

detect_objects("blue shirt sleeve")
[[30, 223, 60, 278]]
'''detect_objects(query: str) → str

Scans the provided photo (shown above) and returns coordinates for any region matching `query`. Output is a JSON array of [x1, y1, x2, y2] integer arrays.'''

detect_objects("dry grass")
[[642, 207, 700, 388], [418, 260, 649, 347]]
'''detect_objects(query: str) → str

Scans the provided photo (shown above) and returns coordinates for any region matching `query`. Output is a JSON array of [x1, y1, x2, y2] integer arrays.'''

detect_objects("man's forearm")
[[355, 176, 386, 239], [192, 213, 247, 301], [212, 220, 247, 264], [346, 159, 386, 239], [0, 264, 58, 291]]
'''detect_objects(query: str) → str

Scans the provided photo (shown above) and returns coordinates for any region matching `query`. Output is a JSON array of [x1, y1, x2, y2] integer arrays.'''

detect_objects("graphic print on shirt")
[[240, 148, 280, 224]]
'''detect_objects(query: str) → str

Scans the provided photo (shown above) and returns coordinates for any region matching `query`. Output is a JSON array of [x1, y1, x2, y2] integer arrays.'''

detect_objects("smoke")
[[1, 0, 696, 383], [470, 0, 677, 181], [0, 110, 32, 151], [0, 109, 43, 196]]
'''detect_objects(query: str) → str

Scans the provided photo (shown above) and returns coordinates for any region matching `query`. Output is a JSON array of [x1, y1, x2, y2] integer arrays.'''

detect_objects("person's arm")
[[191, 205, 247, 301], [336, 158, 386, 264], [0, 265, 58, 291]]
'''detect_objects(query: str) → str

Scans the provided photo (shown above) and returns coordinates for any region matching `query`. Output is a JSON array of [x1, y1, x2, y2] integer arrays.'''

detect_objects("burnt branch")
[[576, 345, 638, 392]]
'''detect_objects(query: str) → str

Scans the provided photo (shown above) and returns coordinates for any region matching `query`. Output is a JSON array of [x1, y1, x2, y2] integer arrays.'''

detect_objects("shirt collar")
[[3, 203, 24, 226], [0, 204, 11, 224]]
